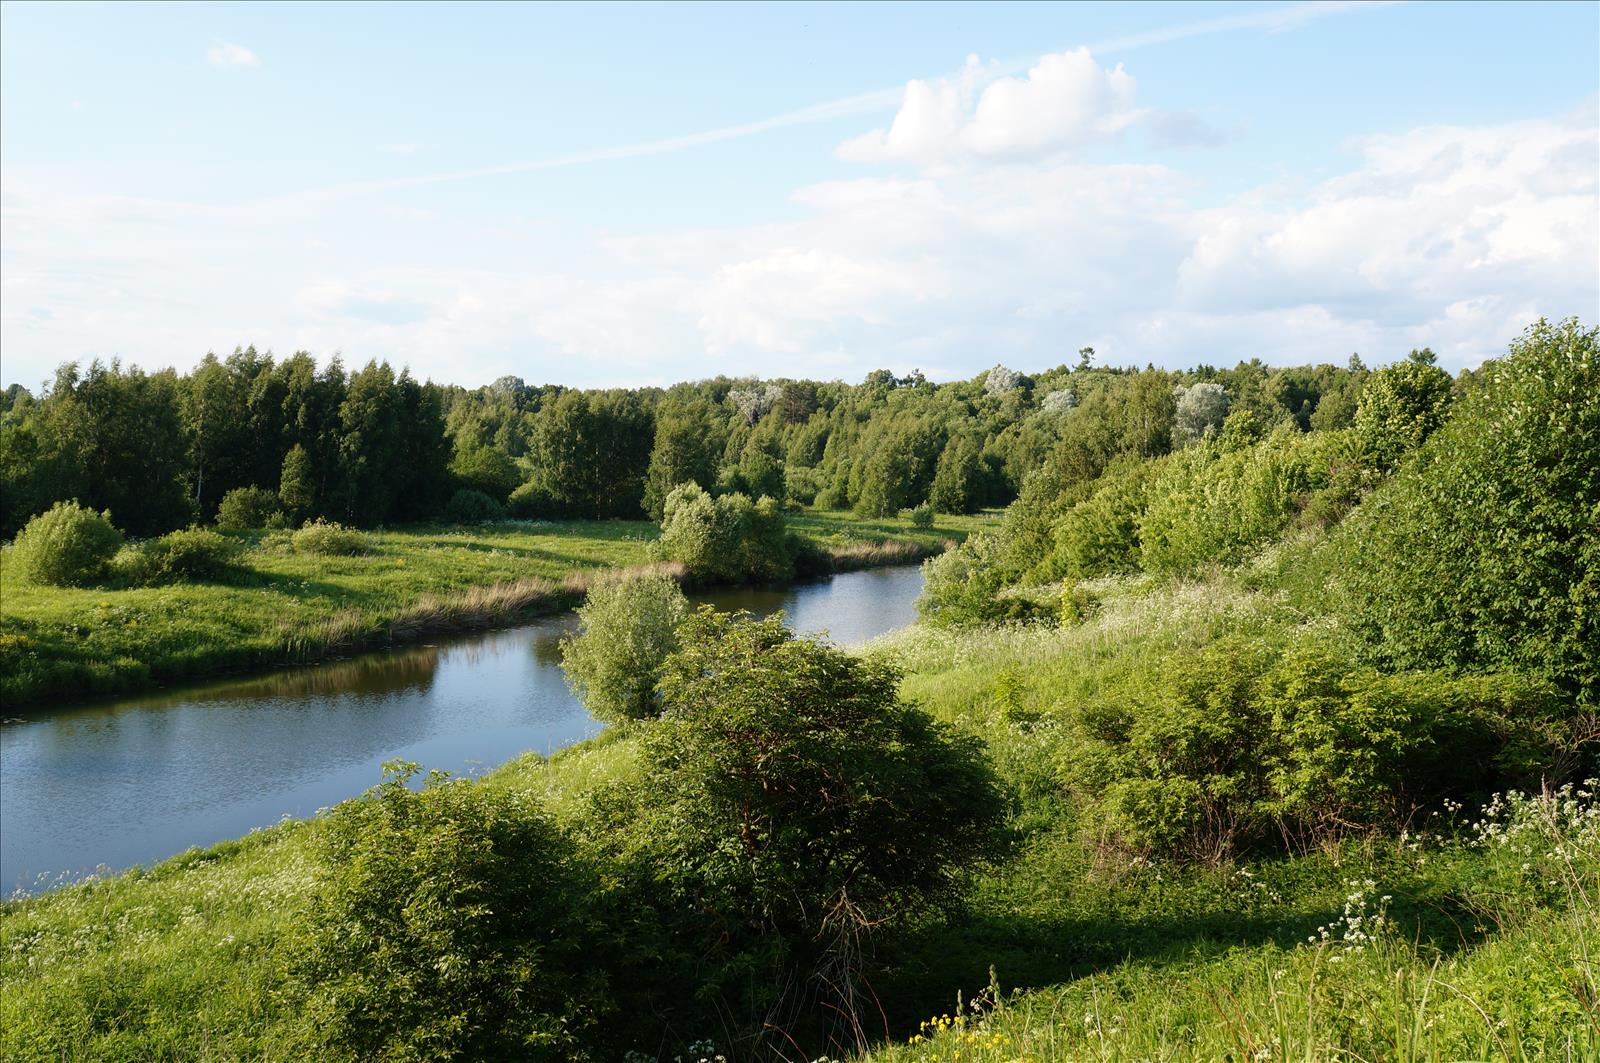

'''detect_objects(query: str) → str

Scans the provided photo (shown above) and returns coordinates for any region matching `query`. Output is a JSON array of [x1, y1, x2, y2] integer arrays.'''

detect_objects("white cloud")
[[839, 48, 1197, 165], [1, 105, 1594, 390], [380, 143, 419, 155], [206, 42, 260, 68]]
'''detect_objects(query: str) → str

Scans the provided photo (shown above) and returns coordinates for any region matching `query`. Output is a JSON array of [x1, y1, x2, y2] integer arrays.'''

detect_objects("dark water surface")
[[0, 565, 924, 894]]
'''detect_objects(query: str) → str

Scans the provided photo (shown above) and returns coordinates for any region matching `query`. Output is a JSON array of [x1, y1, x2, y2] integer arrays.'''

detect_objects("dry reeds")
[[826, 539, 940, 573]]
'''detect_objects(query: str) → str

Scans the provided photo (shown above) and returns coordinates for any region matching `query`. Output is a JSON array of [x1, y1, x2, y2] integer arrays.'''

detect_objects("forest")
[[2, 341, 1371, 538], [1, 318, 1596, 1062]]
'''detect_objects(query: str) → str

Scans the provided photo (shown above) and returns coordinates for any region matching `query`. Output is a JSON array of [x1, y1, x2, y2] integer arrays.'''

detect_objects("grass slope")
[[2, 569, 1592, 1061], [0, 510, 994, 707]]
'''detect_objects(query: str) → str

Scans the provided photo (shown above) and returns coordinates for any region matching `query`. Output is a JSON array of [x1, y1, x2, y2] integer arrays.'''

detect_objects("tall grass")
[[3, 556, 1589, 1061]]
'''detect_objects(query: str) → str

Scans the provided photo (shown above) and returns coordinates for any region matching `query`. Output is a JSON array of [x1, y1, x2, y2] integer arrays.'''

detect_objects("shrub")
[[443, 487, 504, 524], [9, 501, 123, 586], [214, 486, 285, 531], [287, 762, 600, 1061], [611, 610, 1009, 1045], [908, 501, 935, 528], [1138, 426, 1352, 575], [507, 479, 555, 518], [1061, 629, 1568, 860], [1339, 318, 1600, 707], [1043, 455, 1161, 581], [656, 483, 794, 584], [917, 532, 1055, 627], [292, 518, 369, 556], [560, 574, 687, 724], [114, 528, 241, 585], [1067, 636, 1279, 861], [1353, 359, 1454, 469]]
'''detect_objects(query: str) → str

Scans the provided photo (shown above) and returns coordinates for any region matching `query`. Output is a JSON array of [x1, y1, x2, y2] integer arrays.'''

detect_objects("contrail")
[[272, 0, 1401, 206]]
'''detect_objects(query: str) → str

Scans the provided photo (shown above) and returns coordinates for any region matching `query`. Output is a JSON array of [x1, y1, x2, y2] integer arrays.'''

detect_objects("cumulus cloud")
[[1, 105, 1594, 389], [839, 48, 1214, 165], [206, 42, 260, 67]]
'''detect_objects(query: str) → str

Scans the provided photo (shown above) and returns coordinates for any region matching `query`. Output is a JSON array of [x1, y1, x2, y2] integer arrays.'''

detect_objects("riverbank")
[[3, 570, 1592, 1060], [1, 565, 932, 892], [0, 510, 991, 708]]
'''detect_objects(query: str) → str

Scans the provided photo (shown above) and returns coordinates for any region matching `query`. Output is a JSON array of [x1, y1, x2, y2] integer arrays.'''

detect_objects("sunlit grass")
[[0, 510, 982, 706], [3, 555, 1592, 1061]]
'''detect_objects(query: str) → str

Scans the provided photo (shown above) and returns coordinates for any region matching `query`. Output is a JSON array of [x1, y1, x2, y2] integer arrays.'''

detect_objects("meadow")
[[1, 570, 1592, 1061], [0, 509, 988, 707]]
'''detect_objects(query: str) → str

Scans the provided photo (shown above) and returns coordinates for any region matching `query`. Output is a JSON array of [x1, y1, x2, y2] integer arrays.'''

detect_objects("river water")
[[0, 565, 924, 895]]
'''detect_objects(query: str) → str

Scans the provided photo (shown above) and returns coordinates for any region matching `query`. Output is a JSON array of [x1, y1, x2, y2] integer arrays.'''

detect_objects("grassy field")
[[0, 509, 996, 707], [2, 569, 1592, 1061]]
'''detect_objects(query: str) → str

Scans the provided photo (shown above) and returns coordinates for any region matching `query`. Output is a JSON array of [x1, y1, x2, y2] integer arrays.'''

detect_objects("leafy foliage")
[[442, 488, 504, 524], [9, 501, 123, 586], [287, 762, 599, 1061], [1063, 633, 1564, 860], [214, 486, 285, 531], [656, 483, 794, 583], [1352, 358, 1454, 469], [114, 528, 242, 586], [1339, 318, 1600, 706], [1171, 381, 1229, 445], [560, 574, 687, 724], [608, 610, 1009, 1043], [291, 518, 369, 556]]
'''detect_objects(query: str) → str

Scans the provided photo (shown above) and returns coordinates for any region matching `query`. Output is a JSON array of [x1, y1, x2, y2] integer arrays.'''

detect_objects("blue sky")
[[2, 0, 1597, 389]]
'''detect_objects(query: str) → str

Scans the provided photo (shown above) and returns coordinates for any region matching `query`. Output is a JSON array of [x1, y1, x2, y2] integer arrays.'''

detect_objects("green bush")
[[291, 518, 369, 556], [656, 483, 794, 583], [287, 762, 600, 1061], [507, 479, 555, 518], [1352, 359, 1454, 470], [8, 501, 123, 586], [908, 501, 935, 528], [1138, 427, 1353, 575], [1338, 318, 1599, 707], [114, 528, 241, 585], [214, 486, 285, 531], [560, 574, 687, 724], [443, 487, 504, 524], [918, 532, 1056, 627], [450, 441, 522, 501], [607, 610, 1009, 1042], [1043, 455, 1162, 581], [1061, 630, 1567, 860]]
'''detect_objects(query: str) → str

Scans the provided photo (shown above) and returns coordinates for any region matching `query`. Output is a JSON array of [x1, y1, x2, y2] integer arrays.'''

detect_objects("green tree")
[[657, 483, 794, 584], [619, 610, 1009, 1045], [560, 575, 688, 724], [928, 434, 982, 514], [1353, 359, 1454, 470], [337, 360, 405, 524], [642, 404, 722, 520], [214, 486, 284, 530], [278, 443, 316, 523], [1340, 318, 1599, 706], [526, 390, 653, 518]]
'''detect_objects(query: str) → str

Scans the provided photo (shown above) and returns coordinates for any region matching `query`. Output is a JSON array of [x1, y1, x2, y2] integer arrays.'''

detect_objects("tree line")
[[1, 343, 1382, 539]]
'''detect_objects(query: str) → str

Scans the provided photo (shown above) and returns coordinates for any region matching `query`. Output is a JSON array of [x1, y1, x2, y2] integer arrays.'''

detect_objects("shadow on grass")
[[872, 880, 1480, 1036]]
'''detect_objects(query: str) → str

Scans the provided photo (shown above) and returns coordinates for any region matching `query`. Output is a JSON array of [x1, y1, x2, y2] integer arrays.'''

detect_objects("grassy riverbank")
[[0, 510, 993, 708], [3, 571, 1592, 1061]]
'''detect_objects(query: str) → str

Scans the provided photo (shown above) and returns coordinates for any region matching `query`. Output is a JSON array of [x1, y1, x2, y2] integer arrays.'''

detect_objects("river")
[[0, 565, 924, 895]]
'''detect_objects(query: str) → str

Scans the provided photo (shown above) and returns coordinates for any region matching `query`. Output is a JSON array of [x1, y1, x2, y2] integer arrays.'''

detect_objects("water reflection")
[[0, 565, 923, 894]]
